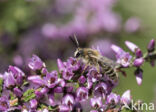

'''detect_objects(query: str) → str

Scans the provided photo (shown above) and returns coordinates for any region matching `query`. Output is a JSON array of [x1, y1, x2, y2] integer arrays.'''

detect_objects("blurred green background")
[[115, 0, 156, 111], [0, 0, 156, 111]]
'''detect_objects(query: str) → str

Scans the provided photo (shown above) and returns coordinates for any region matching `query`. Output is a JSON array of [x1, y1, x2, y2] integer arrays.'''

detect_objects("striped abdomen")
[[97, 58, 118, 81]]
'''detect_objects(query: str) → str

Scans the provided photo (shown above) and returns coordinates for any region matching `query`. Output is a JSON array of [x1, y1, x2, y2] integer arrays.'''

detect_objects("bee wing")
[[99, 56, 119, 68], [90, 55, 119, 68]]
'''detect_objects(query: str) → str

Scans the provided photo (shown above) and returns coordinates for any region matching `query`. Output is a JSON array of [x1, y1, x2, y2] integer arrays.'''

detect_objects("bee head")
[[74, 48, 83, 58]]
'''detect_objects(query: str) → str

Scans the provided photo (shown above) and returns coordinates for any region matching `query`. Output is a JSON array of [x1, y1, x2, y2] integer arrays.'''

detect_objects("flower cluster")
[[0, 39, 155, 112], [41, 0, 141, 39]]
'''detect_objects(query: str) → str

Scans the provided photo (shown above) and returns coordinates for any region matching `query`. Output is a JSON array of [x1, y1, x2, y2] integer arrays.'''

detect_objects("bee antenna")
[[69, 34, 79, 48], [73, 34, 79, 47]]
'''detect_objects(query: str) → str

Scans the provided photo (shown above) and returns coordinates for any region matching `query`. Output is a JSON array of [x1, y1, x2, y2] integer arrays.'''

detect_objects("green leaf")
[[22, 81, 29, 86], [0, 78, 3, 96], [10, 92, 16, 100], [121, 108, 134, 112], [22, 89, 36, 102]]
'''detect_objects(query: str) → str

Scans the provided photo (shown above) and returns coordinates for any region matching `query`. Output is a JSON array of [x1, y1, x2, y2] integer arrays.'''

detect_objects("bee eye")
[[76, 52, 80, 58]]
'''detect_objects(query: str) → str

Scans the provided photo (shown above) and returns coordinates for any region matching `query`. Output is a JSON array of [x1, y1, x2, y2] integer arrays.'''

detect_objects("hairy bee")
[[70, 35, 120, 81]]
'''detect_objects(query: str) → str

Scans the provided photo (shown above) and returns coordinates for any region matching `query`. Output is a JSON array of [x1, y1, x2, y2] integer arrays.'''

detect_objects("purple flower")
[[76, 87, 88, 101], [111, 44, 132, 67], [8, 66, 25, 86], [0, 96, 9, 111], [135, 49, 143, 58], [121, 90, 131, 105], [41, 68, 48, 76], [62, 94, 75, 109], [59, 105, 70, 112], [148, 39, 155, 52], [78, 76, 86, 84], [94, 82, 107, 99], [48, 93, 55, 106], [125, 41, 138, 53], [40, 87, 49, 94], [66, 57, 80, 71], [54, 87, 63, 93], [90, 97, 102, 108], [57, 78, 66, 87], [42, 23, 58, 38], [62, 69, 74, 81], [86, 78, 93, 89], [135, 68, 143, 85], [106, 93, 120, 105], [35, 87, 49, 99], [13, 87, 22, 97], [87, 68, 102, 82], [111, 44, 124, 54], [66, 86, 74, 93], [57, 59, 65, 73], [30, 99, 38, 109], [28, 55, 45, 71], [133, 58, 144, 67], [4, 72, 16, 88], [45, 71, 58, 88], [125, 41, 144, 59], [124, 17, 140, 33], [28, 75, 45, 86]]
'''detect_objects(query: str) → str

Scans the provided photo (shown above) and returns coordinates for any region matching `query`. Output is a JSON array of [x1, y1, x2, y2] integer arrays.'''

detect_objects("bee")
[[70, 35, 120, 81]]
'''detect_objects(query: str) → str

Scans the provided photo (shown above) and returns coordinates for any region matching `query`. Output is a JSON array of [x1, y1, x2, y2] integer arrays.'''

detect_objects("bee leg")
[[96, 64, 100, 73], [81, 65, 88, 75]]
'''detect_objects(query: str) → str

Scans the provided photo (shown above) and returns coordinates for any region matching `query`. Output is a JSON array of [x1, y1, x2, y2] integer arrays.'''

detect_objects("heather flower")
[[28, 55, 45, 71], [148, 39, 155, 52], [0, 96, 9, 111], [133, 58, 144, 67], [72, 102, 82, 112], [106, 93, 120, 105], [57, 59, 65, 73], [45, 71, 58, 88], [41, 24, 58, 38], [78, 76, 86, 84], [62, 69, 74, 81], [30, 99, 38, 109], [41, 68, 48, 76], [76, 87, 88, 101], [28, 75, 45, 86], [94, 82, 107, 98], [111, 44, 132, 67], [62, 94, 75, 109], [124, 17, 141, 33], [66, 86, 74, 93], [90, 97, 102, 108], [13, 87, 22, 97], [125, 41, 138, 53], [135, 49, 143, 58], [57, 78, 66, 87], [66, 57, 81, 71], [3, 71, 16, 88], [54, 87, 63, 93], [87, 68, 102, 82], [48, 93, 55, 106], [135, 68, 143, 85], [40, 87, 49, 94], [35, 87, 49, 99], [86, 78, 93, 89], [8, 66, 25, 86], [121, 90, 131, 105], [59, 105, 70, 112], [0, 36, 154, 112]]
